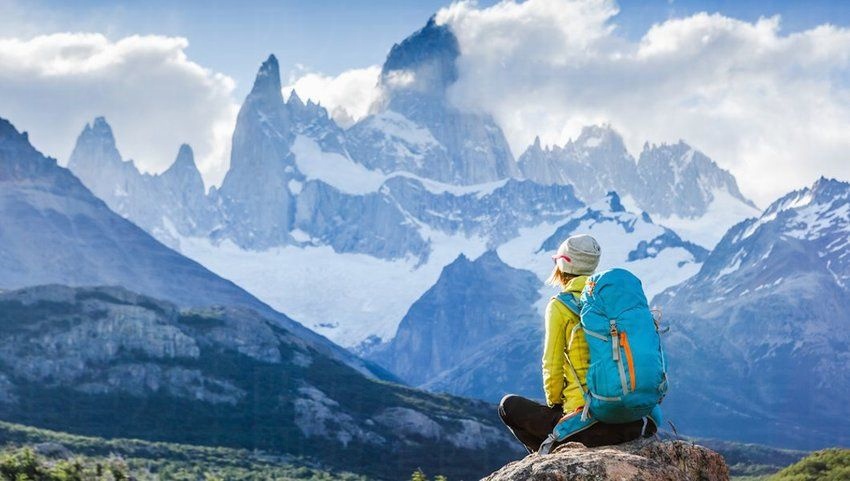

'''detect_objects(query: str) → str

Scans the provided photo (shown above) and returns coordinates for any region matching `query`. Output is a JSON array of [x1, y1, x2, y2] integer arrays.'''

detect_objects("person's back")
[[498, 234, 657, 454]]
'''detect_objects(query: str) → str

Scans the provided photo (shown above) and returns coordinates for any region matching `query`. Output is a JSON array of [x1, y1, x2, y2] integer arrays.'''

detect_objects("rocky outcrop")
[[483, 439, 729, 481]]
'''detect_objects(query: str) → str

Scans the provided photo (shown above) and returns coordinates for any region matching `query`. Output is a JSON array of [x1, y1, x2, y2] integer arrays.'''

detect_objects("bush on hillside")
[[770, 449, 850, 481]]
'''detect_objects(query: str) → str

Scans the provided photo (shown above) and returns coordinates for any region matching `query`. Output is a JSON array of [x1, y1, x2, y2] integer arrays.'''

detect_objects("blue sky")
[[9, 0, 850, 97]]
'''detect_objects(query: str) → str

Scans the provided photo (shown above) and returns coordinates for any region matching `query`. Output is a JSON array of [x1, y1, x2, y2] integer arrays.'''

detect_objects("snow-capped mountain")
[[635, 141, 759, 247], [498, 192, 708, 301], [348, 17, 519, 184], [215, 54, 301, 249], [367, 193, 708, 402], [0, 115, 523, 479], [0, 116, 381, 380], [67, 117, 215, 248], [518, 125, 638, 204], [518, 126, 759, 248], [65, 54, 586, 347], [62, 18, 750, 351], [653, 177, 850, 449]]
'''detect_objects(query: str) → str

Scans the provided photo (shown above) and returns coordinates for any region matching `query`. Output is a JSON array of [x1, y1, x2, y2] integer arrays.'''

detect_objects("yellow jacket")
[[542, 276, 590, 413]]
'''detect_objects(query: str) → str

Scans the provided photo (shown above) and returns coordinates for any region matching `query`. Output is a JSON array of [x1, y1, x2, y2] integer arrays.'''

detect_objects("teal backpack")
[[540, 268, 667, 454]]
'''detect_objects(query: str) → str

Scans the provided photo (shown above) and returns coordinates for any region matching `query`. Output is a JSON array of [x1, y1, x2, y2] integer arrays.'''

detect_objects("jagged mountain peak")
[[381, 15, 459, 91], [641, 141, 726, 174], [635, 139, 758, 221], [68, 116, 136, 181], [73, 117, 120, 153], [0, 117, 62, 182], [249, 54, 282, 99], [350, 16, 517, 185], [161, 143, 200, 178], [444, 250, 508, 275], [175, 143, 194, 165], [78, 116, 117, 148], [803, 176, 849, 205], [574, 124, 625, 150], [745, 177, 849, 243], [287, 89, 304, 108], [0, 117, 30, 146], [89, 116, 113, 136], [446, 252, 472, 267]]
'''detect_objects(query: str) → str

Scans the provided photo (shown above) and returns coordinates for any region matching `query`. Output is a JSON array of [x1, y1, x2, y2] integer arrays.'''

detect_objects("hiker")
[[498, 234, 658, 453]]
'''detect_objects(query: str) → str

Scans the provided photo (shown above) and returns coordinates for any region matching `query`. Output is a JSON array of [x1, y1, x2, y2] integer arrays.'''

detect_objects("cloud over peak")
[[0, 32, 238, 187]]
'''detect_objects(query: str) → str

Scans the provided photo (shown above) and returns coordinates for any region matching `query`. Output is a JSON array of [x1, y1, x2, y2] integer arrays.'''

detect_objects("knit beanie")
[[553, 234, 601, 276]]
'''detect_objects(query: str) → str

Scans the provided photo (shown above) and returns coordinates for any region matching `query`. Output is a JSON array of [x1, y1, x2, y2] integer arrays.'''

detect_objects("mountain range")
[[653, 176, 850, 449], [368, 192, 708, 402], [0, 117, 521, 480], [372, 176, 850, 450], [2, 11, 845, 463], [66, 18, 755, 350]]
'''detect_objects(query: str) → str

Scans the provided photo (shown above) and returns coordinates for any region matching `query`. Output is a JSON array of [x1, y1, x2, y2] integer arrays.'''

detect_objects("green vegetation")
[[0, 447, 130, 481], [0, 421, 369, 481], [408, 470, 447, 481], [0, 292, 514, 480], [768, 449, 850, 481]]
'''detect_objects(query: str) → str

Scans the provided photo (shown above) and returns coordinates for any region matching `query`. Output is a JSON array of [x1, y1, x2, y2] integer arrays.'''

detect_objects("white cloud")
[[283, 65, 381, 127], [0, 33, 238, 188], [437, 0, 850, 205]]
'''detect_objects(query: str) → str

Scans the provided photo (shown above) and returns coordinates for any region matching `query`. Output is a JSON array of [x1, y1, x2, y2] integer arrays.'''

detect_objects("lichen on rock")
[[482, 439, 729, 481]]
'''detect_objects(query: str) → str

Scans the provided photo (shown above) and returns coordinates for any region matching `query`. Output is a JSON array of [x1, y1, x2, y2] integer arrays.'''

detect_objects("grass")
[[0, 420, 370, 481], [768, 448, 850, 481]]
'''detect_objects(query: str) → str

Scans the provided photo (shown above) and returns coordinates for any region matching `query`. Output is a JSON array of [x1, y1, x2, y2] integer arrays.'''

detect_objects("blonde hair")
[[546, 265, 578, 290]]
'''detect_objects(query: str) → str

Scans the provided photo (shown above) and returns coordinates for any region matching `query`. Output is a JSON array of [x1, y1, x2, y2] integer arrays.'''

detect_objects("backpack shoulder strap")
[[553, 292, 581, 316]]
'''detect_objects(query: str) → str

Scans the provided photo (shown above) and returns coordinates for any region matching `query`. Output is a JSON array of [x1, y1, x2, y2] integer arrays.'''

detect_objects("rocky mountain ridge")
[[518, 125, 759, 246], [62, 16, 760, 349], [0, 284, 519, 480], [652, 177, 850, 449]]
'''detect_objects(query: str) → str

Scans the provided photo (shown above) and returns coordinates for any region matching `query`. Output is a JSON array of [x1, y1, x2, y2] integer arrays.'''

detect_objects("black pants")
[[498, 394, 655, 453]]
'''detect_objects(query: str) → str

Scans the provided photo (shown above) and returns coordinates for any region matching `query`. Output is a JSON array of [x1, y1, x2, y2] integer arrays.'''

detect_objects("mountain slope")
[[1, 117, 235, 310], [60, 54, 587, 348], [368, 198, 706, 402], [0, 117, 525, 479], [653, 177, 850, 449], [367, 251, 540, 388], [0, 116, 384, 380], [0, 285, 519, 480]]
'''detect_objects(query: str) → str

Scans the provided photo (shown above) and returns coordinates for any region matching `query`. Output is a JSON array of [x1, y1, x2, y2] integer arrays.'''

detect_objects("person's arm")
[[542, 299, 567, 407]]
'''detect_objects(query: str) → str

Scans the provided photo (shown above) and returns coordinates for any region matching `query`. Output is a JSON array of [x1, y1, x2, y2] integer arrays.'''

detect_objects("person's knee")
[[499, 394, 520, 420]]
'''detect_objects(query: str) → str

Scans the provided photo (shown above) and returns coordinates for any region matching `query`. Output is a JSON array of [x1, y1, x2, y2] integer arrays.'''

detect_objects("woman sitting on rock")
[[498, 234, 656, 453]]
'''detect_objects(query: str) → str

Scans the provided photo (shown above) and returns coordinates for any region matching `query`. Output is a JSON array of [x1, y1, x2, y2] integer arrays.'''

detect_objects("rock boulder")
[[482, 439, 729, 481]]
